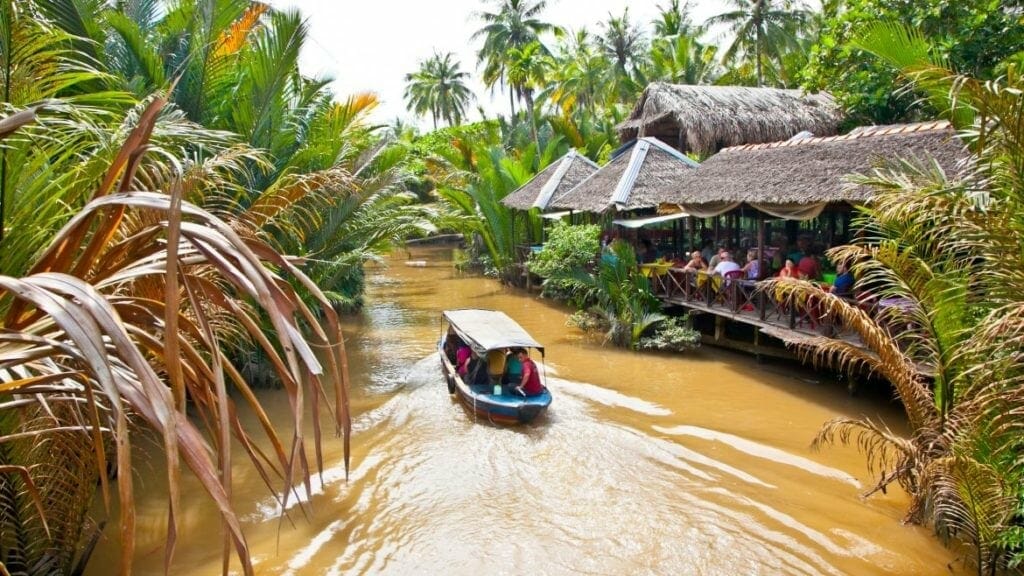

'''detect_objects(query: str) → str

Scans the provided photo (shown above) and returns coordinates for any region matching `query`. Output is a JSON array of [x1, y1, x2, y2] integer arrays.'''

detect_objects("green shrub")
[[566, 310, 609, 333], [637, 316, 701, 352], [527, 222, 600, 304]]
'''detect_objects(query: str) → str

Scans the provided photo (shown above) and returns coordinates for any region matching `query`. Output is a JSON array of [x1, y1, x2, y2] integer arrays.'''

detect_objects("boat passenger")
[[503, 348, 522, 387], [444, 331, 462, 363], [512, 348, 544, 397], [456, 342, 472, 376], [487, 349, 507, 385]]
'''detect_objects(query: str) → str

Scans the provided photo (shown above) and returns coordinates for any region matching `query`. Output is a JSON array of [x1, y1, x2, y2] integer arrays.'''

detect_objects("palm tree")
[[546, 29, 612, 119], [598, 9, 648, 102], [471, 0, 557, 117], [766, 23, 1024, 572], [648, 33, 720, 85], [652, 0, 699, 38], [704, 0, 810, 86], [404, 52, 474, 130], [505, 41, 548, 154], [571, 240, 666, 348], [431, 131, 548, 282]]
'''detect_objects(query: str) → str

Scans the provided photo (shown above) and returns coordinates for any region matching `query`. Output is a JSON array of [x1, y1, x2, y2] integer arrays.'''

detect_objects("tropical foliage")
[[764, 24, 1024, 574], [429, 126, 560, 281], [527, 221, 601, 304], [569, 240, 666, 348], [704, 0, 810, 87], [0, 0, 438, 573], [637, 316, 701, 352], [404, 52, 474, 129], [803, 0, 1024, 126]]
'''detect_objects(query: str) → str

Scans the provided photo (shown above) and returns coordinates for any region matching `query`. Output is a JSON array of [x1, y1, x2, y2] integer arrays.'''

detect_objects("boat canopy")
[[442, 309, 545, 356]]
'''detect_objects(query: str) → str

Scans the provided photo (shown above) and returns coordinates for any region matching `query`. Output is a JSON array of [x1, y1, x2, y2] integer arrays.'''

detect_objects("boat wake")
[[244, 358, 905, 576]]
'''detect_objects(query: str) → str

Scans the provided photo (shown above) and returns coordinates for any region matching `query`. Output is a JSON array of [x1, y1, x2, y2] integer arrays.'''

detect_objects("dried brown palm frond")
[[812, 416, 920, 498], [924, 456, 1018, 573], [0, 95, 350, 576], [761, 277, 937, 432]]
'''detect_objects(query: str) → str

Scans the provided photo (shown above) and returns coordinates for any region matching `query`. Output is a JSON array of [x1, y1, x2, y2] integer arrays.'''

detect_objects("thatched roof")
[[548, 137, 699, 214], [651, 120, 968, 207], [617, 83, 843, 156], [500, 150, 599, 210]]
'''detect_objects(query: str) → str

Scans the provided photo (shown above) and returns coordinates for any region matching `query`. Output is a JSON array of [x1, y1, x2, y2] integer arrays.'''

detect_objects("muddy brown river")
[[88, 246, 962, 575]]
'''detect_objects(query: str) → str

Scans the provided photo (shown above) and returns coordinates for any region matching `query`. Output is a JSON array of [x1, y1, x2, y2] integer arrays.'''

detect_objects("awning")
[[443, 309, 545, 356], [540, 210, 572, 219], [611, 212, 689, 228]]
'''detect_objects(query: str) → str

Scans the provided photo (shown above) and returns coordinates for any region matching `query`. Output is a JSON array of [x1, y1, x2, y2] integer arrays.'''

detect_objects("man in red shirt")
[[514, 348, 544, 396]]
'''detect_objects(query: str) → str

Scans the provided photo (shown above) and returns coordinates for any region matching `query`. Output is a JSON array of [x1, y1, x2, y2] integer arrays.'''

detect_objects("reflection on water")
[[88, 247, 963, 575]]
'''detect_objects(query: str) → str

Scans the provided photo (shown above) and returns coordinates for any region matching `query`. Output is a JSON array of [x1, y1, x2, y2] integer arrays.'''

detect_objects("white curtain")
[[659, 201, 827, 221]]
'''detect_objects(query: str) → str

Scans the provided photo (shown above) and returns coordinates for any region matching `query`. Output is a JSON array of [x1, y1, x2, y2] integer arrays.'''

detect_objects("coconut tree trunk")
[[525, 90, 540, 156], [754, 0, 764, 86]]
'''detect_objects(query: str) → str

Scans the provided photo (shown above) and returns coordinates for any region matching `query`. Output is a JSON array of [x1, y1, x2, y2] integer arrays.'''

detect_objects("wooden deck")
[[650, 268, 864, 349]]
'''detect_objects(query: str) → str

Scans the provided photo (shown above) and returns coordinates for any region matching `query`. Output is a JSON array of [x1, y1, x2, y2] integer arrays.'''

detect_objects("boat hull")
[[440, 348, 551, 425]]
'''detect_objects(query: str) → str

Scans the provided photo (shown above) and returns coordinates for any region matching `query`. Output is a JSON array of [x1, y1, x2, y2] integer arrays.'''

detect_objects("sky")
[[267, 0, 730, 127]]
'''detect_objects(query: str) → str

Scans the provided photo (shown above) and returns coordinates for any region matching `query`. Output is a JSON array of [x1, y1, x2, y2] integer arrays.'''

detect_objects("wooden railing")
[[651, 268, 856, 338]]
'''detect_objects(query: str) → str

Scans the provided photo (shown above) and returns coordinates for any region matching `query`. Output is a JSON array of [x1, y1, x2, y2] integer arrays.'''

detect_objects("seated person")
[[797, 252, 822, 281], [778, 258, 798, 278], [503, 348, 523, 386], [487, 349, 506, 385], [444, 331, 462, 364], [681, 250, 707, 271], [510, 348, 544, 397], [830, 262, 855, 296], [708, 246, 728, 270], [456, 342, 472, 376], [741, 249, 760, 280], [712, 252, 741, 276]]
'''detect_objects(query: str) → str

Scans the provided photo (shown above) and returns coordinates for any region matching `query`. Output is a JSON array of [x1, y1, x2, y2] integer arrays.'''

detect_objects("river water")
[[90, 246, 961, 575]]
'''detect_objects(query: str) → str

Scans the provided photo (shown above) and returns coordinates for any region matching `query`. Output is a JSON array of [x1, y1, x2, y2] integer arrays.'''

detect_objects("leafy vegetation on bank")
[[527, 221, 601, 304]]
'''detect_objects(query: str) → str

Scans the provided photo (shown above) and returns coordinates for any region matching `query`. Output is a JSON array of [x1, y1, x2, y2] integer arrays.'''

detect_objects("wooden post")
[[757, 214, 766, 280], [715, 315, 725, 341]]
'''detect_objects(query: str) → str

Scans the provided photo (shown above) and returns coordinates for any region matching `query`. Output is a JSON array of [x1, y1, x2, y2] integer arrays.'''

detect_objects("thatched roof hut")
[[617, 83, 843, 156], [653, 120, 968, 216], [548, 137, 698, 214], [501, 150, 599, 211]]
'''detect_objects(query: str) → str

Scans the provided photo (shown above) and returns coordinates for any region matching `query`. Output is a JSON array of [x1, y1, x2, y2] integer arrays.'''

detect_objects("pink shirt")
[[456, 346, 471, 376]]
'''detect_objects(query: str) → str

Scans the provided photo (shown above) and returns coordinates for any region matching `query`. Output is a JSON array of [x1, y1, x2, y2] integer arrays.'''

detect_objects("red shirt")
[[519, 357, 544, 396], [797, 256, 821, 280]]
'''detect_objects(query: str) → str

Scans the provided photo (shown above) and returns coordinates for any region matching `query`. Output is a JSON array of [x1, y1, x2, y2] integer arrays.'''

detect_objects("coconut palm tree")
[[648, 33, 720, 85], [652, 0, 699, 38], [505, 41, 548, 155], [403, 52, 474, 130], [704, 0, 810, 86], [471, 0, 557, 117], [545, 29, 612, 119], [598, 9, 648, 102]]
